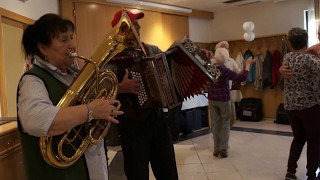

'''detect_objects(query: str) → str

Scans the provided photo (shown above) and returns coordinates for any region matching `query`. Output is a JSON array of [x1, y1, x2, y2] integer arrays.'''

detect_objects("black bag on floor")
[[239, 98, 263, 122], [274, 103, 290, 125], [177, 109, 193, 134], [201, 106, 209, 128]]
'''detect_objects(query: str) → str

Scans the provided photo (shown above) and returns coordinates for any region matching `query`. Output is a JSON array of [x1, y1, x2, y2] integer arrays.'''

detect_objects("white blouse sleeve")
[[17, 75, 60, 137]]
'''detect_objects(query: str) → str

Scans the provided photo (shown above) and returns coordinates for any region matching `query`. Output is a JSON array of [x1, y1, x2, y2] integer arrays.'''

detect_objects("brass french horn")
[[39, 10, 146, 168]]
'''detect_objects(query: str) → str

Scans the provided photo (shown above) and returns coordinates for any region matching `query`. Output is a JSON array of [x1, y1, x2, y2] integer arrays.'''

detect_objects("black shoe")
[[219, 149, 228, 158], [213, 151, 219, 157], [285, 172, 297, 180]]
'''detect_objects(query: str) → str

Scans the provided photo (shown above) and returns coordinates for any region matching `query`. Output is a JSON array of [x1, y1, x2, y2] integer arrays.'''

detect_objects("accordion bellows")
[[167, 37, 220, 99], [129, 37, 220, 109], [110, 37, 220, 111]]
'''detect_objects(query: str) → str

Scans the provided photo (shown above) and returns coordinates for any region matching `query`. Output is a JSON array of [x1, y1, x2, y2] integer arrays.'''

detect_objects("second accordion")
[[129, 37, 220, 109]]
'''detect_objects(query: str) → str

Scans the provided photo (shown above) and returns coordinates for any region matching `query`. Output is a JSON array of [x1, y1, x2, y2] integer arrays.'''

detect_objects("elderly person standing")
[[209, 48, 254, 158], [17, 13, 123, 180], [282, 27, 320, 180], [280, 26, 320, 179], [214, 41, 243, 125]]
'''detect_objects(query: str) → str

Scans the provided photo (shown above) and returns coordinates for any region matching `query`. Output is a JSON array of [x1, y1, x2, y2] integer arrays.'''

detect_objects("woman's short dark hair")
[[22, 13, 74, 57], [287, 27, 308, 50]]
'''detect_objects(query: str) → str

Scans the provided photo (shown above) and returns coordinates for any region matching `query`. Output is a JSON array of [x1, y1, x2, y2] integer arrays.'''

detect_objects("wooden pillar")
[[0, 15, 8, 117]]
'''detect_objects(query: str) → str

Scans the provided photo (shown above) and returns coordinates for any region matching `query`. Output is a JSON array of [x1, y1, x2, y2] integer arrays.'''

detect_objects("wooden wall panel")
[[0, 16, 6, 117], [0, 10, 33, 117], [227, 35, 287, 61], [59, 0, 74, 24], [74, 1, 190, 68], [74, 0, 214, 19], [74, 3, 119, 68], [135, 9, 163, 50], [162, 14, 188, 51], [1, 19, 25, 117], [195, 42, 211, 50]]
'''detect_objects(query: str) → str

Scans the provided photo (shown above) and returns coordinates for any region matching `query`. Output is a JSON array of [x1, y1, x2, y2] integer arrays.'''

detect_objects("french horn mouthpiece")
[[69, 51, 77, 58]]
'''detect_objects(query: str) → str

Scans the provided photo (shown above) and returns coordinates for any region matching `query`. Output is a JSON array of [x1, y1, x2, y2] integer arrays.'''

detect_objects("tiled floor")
[[108, 119, 319, 180]]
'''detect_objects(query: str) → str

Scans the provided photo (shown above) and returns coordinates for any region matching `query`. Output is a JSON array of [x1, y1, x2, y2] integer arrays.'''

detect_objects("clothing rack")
[[212, 33, 288, 60], [211, 33, 287, 44], [210, 33, 287, 118]]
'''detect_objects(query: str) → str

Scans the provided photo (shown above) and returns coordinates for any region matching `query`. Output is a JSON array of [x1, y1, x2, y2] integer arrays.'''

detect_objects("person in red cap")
[[107, 10, 179, 180]]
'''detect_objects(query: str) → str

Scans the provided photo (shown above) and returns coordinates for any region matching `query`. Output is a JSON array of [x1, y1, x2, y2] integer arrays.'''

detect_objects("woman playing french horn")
[[17, 13, 123, 180]]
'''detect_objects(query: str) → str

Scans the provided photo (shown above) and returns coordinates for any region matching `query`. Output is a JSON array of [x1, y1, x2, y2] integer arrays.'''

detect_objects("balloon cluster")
[[243, 21, 255, 41]]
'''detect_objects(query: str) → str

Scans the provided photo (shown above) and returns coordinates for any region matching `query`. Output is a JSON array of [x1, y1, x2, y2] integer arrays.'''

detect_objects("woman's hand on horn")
[[89, 99, 123, 124]]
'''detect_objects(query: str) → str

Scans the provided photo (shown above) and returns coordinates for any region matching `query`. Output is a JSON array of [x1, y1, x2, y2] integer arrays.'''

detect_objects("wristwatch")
[[86, 104, 94, 122]]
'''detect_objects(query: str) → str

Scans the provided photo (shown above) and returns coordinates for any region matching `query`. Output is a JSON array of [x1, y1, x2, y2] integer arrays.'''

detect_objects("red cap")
[[111, 10, 144, 28]]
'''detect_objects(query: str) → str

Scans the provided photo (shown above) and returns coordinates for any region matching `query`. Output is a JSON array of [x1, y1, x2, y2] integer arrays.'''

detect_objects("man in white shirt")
[[214, 41, 242, 73]]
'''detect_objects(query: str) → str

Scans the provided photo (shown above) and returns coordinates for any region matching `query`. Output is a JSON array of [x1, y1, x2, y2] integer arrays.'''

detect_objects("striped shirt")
[[208, 65, 248, 101]]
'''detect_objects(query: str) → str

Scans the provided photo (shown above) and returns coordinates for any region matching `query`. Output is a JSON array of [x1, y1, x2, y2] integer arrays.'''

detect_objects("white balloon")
[[243, 21, 255, 32], [244, 32, 255, 41]]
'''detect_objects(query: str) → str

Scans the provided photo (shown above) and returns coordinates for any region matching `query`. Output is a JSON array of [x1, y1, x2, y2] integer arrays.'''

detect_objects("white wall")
[[189, 0, 314, 43], [0, 0, 59, 20], [1, 0, 313, 43], [189, 17, 213, 43]]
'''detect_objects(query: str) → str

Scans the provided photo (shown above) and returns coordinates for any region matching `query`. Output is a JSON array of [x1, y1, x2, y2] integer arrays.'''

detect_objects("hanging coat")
[[244, 49, 255, 82], [263, 50, 272, 88], [272, 50, 281, 88], [254, 53, 264, 91], [235, 52, 246, 86]]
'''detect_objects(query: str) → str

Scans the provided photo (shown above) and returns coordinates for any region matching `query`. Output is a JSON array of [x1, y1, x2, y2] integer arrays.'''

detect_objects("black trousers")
[[166, 104, 182, 141], [286, 105, 320, 178], [118, 109, 178, 180]]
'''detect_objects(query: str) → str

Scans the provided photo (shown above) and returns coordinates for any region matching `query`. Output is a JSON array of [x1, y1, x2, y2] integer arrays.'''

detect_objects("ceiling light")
[[106, 0, 192, 13]]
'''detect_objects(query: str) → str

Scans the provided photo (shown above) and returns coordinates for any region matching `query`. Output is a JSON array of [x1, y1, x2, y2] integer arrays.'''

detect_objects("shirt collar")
[[34, 55, 77, 78]]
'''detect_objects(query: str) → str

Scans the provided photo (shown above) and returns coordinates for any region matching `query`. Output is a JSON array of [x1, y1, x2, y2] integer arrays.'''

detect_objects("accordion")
[[128, 37, 220, 109]]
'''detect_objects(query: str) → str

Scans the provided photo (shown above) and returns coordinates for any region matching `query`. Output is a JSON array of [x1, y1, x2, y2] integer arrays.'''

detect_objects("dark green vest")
[[18, 66, 89, 180]]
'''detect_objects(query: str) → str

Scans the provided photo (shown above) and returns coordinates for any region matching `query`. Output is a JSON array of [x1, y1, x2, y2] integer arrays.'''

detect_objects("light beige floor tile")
[[151, 173, 209, 180], [202, 161, 237, 173], [107, 148, 118, 162], [174, 140, 196, 151], [192, 135, 214, 151], [177, 173, 209, 180], [108, 118, 319, 180], [148, 163, 206, 176], [177, 164, 205, 174], [232, 158, 267, 172], [197, 152, 218, 164], [175, 149, 202, 164], [238, 168, 289, 180], [207, 171, 244, 180], [233, 119, 292, 132]]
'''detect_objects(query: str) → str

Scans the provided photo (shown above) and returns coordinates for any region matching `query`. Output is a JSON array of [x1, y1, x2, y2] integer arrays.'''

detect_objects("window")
[[304, 9, 317, 47]]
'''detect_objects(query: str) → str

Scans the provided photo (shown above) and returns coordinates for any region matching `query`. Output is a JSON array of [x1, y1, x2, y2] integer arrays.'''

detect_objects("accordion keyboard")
[[130, 71, 148, 106]]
